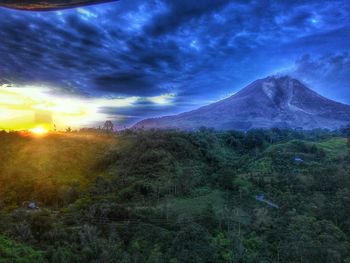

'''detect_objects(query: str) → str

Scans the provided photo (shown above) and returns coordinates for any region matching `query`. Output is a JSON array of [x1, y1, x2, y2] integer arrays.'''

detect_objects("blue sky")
[[0, 0, 349, 126]]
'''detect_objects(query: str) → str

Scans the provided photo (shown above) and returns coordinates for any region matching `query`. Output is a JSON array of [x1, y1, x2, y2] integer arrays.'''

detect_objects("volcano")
[[135, 76, 350, 130]]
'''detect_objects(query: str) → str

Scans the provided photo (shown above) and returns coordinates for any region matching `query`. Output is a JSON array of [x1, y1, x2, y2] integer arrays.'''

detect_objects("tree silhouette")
[[103, 121, 114, 132]]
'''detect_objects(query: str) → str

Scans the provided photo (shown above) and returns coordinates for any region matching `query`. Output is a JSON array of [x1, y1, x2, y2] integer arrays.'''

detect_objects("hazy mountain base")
[[0, 128, 349, 263]]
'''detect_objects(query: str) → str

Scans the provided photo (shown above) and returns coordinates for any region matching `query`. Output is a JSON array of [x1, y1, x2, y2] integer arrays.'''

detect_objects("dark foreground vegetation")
[[0, 127, 349, 263]]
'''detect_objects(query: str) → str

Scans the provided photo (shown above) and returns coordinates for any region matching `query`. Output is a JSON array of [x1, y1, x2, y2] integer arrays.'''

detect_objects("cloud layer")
[[0, 0, 349, 126]]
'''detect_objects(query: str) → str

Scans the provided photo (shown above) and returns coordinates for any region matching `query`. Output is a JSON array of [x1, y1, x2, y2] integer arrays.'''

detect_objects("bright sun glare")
[[0, 84, 175, 131], [29, 126, 49, 135]]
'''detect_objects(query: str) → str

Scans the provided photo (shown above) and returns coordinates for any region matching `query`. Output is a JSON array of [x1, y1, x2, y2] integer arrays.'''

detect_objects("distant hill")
[[134, 76, 350, 130]]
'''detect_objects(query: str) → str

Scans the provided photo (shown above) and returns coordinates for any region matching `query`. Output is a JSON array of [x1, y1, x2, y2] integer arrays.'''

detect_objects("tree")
[[103, 120, 114, 132], [211, 233, 234, 263], [171, 217, 214, 263]]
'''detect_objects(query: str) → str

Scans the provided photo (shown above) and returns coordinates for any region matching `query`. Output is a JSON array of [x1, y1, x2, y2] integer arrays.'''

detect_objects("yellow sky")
[[0, 84, 175, 131]]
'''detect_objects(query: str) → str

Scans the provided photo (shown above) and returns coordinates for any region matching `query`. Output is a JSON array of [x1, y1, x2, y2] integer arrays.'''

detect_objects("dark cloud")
[[94, 71, 163, 95], [100, 103, 186, 125], [290, 52, 350, 103], [282, 10, 312, 27], [295, 53, 350, 77], [144, 0, 231, 36]]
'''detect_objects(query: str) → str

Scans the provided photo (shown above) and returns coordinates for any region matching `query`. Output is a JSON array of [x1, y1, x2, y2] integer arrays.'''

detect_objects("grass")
[[316, 137, 348, 158]]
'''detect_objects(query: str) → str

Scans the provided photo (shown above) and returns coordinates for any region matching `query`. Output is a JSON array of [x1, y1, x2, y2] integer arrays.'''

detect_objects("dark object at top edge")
[[0, 0, 119, 11]]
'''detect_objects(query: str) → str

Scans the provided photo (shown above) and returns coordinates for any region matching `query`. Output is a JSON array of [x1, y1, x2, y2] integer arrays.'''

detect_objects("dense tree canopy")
[[0, 127, 349, 262]]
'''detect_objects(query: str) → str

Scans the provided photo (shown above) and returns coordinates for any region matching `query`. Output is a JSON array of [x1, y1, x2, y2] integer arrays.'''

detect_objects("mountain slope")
[[135, 76, 350, 130]]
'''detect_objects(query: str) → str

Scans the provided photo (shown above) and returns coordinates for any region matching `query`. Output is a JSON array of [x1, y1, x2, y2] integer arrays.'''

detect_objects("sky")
[[0, 0, 349, 130]]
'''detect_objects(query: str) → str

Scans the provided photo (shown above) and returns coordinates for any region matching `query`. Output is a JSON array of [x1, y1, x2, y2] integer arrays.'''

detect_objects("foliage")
[[0, 234, 45, 262], [0, 128, 349, 262]]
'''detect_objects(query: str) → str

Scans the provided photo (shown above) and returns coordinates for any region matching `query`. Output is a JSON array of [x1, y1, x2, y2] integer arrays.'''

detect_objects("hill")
[[0, 129, 349, 262], [135, 76, 350, 130], [0, 132, 116, 208]]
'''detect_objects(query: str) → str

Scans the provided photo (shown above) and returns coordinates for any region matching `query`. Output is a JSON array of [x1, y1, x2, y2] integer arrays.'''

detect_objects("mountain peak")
[[232, 75, 316, 109], [264, 74, 295, 81], [234, 75, 302, 96], [258, 75, 305, 89], [260, 75, 300, 103]]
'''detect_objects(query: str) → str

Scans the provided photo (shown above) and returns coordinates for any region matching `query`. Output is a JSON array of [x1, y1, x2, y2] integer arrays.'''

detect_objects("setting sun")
[[29, 126, 49, 135]]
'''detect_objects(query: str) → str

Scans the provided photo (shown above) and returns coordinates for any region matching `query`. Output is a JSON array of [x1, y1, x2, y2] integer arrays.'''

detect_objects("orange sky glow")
[[0, 84, 175, 131]]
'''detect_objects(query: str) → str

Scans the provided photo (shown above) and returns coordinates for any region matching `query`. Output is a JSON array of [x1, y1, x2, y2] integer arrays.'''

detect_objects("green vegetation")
[[0, 128, 349, 262], [0, 235, 44, 262], [0, 132, 117, 209]]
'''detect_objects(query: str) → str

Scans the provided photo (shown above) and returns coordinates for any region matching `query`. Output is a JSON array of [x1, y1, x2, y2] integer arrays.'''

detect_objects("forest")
[[0, 127, 349, 263]]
